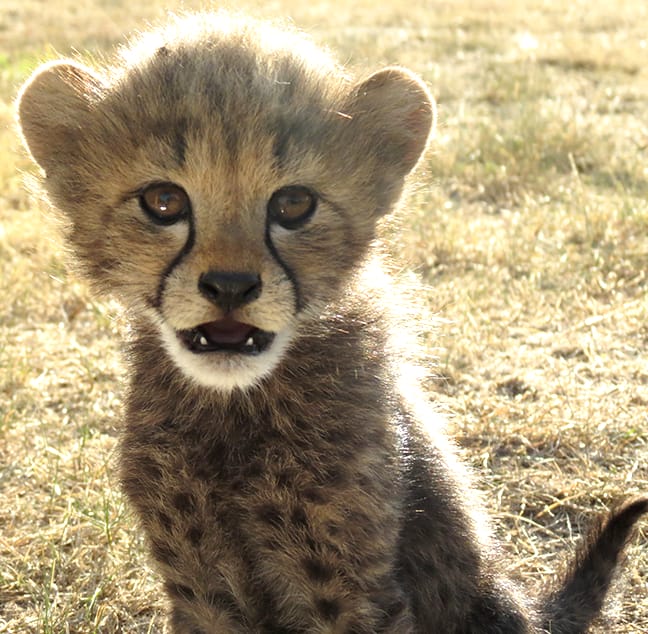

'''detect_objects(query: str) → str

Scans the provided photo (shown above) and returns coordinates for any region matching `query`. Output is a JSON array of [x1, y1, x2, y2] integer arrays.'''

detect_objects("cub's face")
[[17, 15, 433, 392]]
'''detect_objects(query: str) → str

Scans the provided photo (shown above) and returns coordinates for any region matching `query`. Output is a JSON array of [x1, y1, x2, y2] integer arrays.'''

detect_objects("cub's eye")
[[139, 183, 190, 224], [267, 185, 317, 230]]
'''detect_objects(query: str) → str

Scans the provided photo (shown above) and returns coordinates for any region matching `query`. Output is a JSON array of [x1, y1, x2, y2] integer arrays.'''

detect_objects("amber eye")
[[139, 183, 190, 224], [267, 185, 317, 230]]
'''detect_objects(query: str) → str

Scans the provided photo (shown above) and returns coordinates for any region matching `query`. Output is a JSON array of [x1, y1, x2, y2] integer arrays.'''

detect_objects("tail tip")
[[606, 495, 648, 535]]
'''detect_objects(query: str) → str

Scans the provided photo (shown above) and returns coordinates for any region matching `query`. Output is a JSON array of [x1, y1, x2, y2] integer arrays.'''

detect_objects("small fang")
[[199, 336, 208, 346], [245, 337, 254, 346]]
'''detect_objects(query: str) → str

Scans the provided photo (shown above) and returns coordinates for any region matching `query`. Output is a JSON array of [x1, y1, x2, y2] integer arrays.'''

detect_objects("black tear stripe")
[[153, 217, 196, 311], [264, 222, 303, 313]]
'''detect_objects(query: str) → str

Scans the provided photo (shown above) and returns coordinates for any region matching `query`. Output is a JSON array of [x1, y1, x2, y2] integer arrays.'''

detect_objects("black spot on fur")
[[291, 506, 308, 528], [187, 525, 203, 546], [159, 417, 176, 431], [303, 557, 335, 583], [317, 463, 348, 487], [151, 539, 177, 565], [256, 503, 284, 528], [206, 590, 241, 614], [158, 511, 173, 532], [173, 491, 196, 514], [276, 468, 296, 488], [138, 455, 163, 482], [192, 440, 228, 480], [303, 486, 327, 504], [386, 596, 407, 617], [316, 597, 341, 621]]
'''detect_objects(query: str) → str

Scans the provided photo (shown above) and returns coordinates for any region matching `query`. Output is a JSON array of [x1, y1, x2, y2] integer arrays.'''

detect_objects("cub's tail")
[[541, 496, 648, 634]]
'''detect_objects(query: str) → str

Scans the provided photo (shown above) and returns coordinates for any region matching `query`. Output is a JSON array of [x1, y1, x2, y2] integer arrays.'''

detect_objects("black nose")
[[198, 271, 262, 312]]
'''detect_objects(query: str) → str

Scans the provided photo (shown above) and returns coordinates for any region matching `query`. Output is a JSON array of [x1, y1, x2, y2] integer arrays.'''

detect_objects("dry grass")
[[1, 1, 646, 632]]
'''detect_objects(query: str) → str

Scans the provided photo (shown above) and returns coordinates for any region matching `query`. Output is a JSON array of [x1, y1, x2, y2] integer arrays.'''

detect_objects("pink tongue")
[[200, 318, 254, 345]]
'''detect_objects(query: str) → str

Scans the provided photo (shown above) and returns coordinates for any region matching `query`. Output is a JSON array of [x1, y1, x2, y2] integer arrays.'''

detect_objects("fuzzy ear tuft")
[[345, 67, 435, 178], [17, 60, 106, 173]]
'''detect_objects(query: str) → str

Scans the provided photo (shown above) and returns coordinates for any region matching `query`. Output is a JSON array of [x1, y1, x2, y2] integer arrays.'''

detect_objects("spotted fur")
[[18, 12, 646, 633]]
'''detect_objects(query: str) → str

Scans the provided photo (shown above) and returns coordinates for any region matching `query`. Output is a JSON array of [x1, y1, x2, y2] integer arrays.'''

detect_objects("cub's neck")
[[124, 292, 397, 435]]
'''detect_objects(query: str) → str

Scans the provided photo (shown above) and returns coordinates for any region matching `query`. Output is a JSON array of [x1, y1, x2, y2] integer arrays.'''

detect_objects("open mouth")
[[176, 317, 275, 355]]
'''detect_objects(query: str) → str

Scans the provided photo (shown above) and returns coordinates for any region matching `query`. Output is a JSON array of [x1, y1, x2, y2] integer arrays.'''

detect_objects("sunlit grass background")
[[1, 1, 647, 632]]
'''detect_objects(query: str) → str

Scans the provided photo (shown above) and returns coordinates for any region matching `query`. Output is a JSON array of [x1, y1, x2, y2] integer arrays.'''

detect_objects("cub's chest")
[[120, 421, 405, 629]]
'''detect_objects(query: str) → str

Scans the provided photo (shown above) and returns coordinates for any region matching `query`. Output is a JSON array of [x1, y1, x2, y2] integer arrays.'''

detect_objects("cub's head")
[[17, 13, 434, 392]]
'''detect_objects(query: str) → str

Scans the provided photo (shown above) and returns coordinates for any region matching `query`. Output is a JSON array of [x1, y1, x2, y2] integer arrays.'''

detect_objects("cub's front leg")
[[121, 411, 416, 633], [396, 412, 535, 633]]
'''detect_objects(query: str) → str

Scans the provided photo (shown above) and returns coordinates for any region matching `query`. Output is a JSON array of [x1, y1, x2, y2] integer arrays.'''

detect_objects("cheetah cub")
[[18, 12, 646, 634]]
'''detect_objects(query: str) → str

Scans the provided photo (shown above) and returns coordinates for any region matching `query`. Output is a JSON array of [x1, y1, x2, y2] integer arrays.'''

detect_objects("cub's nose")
[[198, 271, 262, 313]]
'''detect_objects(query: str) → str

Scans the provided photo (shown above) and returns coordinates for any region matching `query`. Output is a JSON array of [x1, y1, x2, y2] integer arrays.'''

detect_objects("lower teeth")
[[189, 331, 260, 351]]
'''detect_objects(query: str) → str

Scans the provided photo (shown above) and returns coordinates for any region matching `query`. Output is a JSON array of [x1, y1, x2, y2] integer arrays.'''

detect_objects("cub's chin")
[[157, 319, 294, 392]]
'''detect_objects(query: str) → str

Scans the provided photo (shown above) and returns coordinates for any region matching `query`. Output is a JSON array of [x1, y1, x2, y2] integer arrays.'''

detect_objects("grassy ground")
[[1, 1, 646, 632]]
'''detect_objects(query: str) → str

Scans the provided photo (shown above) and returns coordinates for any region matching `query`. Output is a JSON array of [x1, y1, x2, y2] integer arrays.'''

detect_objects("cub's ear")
[[17, 60, 106, 174], [344, 67, 435, 179]]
